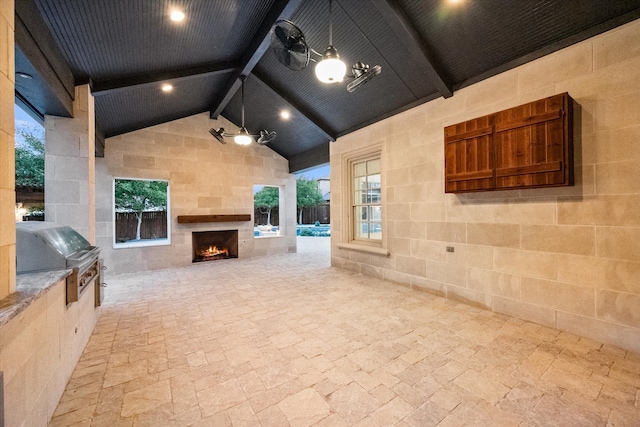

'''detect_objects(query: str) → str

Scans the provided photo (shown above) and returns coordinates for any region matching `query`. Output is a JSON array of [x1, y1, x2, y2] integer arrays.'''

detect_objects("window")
[[352, 157, 381, 241], [14, 103, 45, 221], [113, 178, 170, 248], [253, 184, 282, 237]]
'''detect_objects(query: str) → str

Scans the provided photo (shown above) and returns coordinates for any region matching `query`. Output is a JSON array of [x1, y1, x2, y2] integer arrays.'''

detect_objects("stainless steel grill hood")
[[16, 221, 96, 273], [16, 222, 103, 305]]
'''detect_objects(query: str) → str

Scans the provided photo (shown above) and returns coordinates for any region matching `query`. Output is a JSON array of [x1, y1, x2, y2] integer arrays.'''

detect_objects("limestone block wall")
[[45, 84, 96, 244], [331, 19, 640, 352], [0, 279, 101, 426], [0, 0, 15, 299], [96, 112, 297, 274]]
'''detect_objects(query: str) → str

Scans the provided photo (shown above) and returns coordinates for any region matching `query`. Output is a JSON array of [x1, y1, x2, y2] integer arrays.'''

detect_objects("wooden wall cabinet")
[[444, 93, 573, 193]]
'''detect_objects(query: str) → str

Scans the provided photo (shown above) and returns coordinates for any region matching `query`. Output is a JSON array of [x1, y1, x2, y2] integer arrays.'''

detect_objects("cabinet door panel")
[[444, 116, 494, 193], [494, 93, 570, 189], [444, 93, 573, 193]]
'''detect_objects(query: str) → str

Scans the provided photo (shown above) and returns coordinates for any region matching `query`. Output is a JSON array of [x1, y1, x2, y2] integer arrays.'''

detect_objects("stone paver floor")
[[50, 237, 640, 426]]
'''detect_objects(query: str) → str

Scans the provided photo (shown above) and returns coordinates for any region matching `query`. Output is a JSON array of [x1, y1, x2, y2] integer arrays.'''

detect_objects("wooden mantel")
[[177, 214, 252, 224]]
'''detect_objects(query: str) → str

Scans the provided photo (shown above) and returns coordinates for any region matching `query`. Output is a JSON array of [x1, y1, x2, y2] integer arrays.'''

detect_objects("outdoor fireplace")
[[192, 230, 238, 262]]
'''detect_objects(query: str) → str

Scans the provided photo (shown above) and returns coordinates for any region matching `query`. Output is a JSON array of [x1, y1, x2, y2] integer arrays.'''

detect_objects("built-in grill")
[[16, 222, 102, 305]]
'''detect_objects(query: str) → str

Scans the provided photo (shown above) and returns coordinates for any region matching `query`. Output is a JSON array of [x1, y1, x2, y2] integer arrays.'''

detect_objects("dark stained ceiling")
[[14, 0, 640, 172]]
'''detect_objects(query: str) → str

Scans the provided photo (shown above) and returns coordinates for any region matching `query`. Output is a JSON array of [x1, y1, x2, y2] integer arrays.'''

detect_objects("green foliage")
[[254, 186, 279, 208], [296, 178, 324, 224], [299, 228, 315, 236], [15, 125, 45, 187], [254, 186, 279, 226], [114, 179, 168, 213], [296, 178, 324, 209], [27, 204, 45, 214]]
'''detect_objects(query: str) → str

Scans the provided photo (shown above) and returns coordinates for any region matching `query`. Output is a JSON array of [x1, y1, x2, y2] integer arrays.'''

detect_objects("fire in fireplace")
[[192, 230, 238, 262]]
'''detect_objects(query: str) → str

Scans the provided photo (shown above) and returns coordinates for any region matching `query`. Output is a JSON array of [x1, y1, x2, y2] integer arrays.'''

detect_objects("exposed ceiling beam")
[[101, 106, 214, 139], [251, 70, 336, 142], [91, 61, 239, 94], [371, 0, 453, 98], [337, 92, 441, 139], [288, 142, 330, 174], [15, 0, 75, 116], [209, 0, 305, 119]]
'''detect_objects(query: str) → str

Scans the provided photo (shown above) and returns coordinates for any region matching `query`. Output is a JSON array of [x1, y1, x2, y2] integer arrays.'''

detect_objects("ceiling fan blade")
[[347, 64, 382, 92], [209, 127, 227, 144], [271, 20, 310, 71], [289, 42, 307, 54], [274, 25, 291, 48], [256, 130, 277, 145]]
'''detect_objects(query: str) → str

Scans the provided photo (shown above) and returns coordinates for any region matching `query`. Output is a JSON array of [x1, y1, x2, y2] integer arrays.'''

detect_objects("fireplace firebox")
[[192, 230, 238, 262]]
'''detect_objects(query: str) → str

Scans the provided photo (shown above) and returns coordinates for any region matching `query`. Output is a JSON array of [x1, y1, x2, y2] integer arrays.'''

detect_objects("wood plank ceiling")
[[14, 0, 640, 171]]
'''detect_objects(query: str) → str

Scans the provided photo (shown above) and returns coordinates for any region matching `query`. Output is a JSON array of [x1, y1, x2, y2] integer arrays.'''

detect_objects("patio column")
[[0, 0, 16, 299], [44, 84, 96, 244]]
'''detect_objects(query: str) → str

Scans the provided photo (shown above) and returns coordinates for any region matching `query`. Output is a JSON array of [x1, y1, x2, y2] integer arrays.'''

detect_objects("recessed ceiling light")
[[161, 83, 173, 92], [170, 10, 185, 22], [16, 71, 33, 79], [280, 110, 291, 120]]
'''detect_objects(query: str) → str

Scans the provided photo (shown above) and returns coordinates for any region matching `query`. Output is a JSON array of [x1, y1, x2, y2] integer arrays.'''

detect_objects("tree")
[[114, 179, 168, 240], [296, 177, 324, 224], [15, 124, 45, 187], [254, 186, 279, 226]]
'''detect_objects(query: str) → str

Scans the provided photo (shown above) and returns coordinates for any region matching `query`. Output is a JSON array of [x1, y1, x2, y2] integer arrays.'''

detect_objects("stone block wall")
[[0, 279, 101, 426], [0, 0, 15, 299], [96, 112, 297, 274], [45, 84, 96, 243], [331, 20, 640, 352]]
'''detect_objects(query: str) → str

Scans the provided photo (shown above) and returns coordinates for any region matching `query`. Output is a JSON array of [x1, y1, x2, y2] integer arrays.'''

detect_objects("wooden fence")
[[115, 211, 167, 241], [253, 204, 330, 225], [299, 204, 331, 224], [115, 205, 329, 240], [254, 208, 280, 226]]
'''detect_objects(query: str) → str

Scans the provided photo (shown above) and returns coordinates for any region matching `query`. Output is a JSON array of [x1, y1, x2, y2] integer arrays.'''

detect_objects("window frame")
[[112, 177, 171, 249], [342, 146, 385, 250], [253, 184, 284, 239], [351, 156, 382, 243]]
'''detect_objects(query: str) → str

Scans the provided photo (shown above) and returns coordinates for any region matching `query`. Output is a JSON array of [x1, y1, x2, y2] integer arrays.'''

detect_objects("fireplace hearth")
[[192, 230, 238, 262]]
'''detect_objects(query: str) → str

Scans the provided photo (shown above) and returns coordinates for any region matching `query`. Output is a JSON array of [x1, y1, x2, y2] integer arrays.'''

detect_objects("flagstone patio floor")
[[50, 237, 640, 426]]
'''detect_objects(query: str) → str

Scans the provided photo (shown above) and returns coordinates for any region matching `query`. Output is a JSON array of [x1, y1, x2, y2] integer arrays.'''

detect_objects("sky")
[[14, 104, 44, 147], [295, 163, 330, 180], [15, 104, 40, 128]]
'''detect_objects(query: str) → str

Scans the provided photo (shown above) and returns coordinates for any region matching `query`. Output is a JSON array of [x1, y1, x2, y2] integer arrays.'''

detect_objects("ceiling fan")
[[269, 0, 382, 91], [209, 76, 277, 146]]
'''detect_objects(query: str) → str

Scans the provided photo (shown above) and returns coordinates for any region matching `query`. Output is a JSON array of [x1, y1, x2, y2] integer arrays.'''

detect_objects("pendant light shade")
[[234, 127, 253, 145], [315, 45, 347, 83], [315, 0, 346, 84]]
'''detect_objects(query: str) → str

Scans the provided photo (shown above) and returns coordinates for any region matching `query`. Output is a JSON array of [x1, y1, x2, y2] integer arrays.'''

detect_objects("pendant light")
[[315, 0, 346, 83], [234, 76, 253, 145], [208, 75, 277, 146]]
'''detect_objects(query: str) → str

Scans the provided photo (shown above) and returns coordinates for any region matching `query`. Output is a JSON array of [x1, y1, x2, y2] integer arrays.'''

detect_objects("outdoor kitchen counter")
[[0, 269, 72, 328]]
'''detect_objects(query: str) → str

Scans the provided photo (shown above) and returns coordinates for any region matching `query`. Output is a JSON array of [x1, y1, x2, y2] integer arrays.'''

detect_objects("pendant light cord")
[[240, 76, 245, 128], [328, 0, 333, 46]]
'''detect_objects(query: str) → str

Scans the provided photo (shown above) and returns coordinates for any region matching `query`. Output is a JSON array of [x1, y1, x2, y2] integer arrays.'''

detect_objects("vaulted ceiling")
[[14, 0, 640, 172]]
